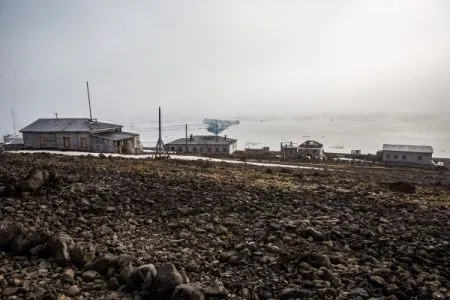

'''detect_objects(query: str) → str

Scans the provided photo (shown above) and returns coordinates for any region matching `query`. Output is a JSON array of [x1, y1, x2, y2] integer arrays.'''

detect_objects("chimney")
[[190, 134, 193, 141], [224, 135, 227, 140]]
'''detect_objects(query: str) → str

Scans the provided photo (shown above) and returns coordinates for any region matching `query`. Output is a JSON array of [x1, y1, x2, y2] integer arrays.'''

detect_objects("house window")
[[393, 154, 398, 160], [223, 147, 227, 153], [417, 155, 422, 161], [80, 137, 88, 150], [170, 147, 175, 151], [39, 135, 45, 147], [200, 147, 203, 152], [207, 148, 211, 152], [216, 147, 219, 152], [63, 137, 70, 149], [178, 147, 183, 152], [402, 155, 407, 160], [193, 147, 197, 152], [386, 154, 391, 159]]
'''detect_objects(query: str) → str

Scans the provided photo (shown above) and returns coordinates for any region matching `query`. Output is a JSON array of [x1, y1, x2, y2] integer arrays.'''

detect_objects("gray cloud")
[[1, 0, 449, 133]]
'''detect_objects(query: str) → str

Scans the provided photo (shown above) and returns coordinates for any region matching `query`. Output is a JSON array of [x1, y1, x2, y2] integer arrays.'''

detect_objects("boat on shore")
[[2, 109, 24, 150]]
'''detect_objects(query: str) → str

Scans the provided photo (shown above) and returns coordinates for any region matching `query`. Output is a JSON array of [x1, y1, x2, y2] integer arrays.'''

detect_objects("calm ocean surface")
[[111, 115, 450, 158]]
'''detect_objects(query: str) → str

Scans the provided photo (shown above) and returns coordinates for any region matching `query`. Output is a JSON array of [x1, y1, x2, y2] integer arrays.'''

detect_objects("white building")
[[166, 135, 237, 155], [382, 144, 433, 165]]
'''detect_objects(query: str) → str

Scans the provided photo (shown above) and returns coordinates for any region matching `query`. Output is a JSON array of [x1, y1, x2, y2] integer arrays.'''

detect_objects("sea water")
[[110, 114, 450, 158]]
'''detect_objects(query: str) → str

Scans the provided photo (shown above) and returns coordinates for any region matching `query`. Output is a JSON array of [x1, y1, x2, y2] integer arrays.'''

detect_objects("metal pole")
[[159, 107, 162, 140], [11, 108, 16, 134], [185, 124, 188, 153], [86, 81, 93, 121]]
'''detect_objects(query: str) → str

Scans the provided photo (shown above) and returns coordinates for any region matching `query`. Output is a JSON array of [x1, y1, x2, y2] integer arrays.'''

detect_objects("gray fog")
[[1, 0, 449, 133]]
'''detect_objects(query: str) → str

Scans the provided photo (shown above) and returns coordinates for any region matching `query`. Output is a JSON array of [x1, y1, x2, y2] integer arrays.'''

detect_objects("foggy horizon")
[[1, 0, 449, 133]]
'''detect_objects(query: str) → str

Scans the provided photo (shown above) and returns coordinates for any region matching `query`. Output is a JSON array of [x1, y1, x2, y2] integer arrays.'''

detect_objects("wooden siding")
[[23, 131, 140, 154], [383, 151, 432, 165]]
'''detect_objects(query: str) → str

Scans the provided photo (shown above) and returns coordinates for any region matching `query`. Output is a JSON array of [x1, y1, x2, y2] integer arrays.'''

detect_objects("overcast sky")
[[0, 0, 449, 132]]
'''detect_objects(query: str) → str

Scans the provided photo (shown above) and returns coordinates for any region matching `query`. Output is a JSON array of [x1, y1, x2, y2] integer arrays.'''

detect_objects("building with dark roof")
[[20, 118, 141, 154], [298, 140, 324, 158], [382, 144, 433, 165], [165, 135, 237, 155]]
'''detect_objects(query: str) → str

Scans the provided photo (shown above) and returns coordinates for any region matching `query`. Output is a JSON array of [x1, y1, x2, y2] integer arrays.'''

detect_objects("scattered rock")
[[300, 227, 324, 241], [389, 181, 416, 194], [172, 284, 205, 300], [47, 233, 74, 264], [62, 268, 75, 283], [202, 279, 229, 298], [65, 285, 80, 297], [82, 270, 99, 282], [125, 263, 157, 290], [0, 220, 23, 248]]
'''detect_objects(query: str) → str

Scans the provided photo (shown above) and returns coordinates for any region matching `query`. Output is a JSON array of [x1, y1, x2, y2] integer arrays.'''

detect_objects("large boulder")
[[47, 233, 74, 265], [84, 253, 131, 278], [10, 230, 50, 254], [153, 263, 185, 299], [19, 169, 46, 193], [0, 221, 23, 248], [389, 181, 416, 194], [69, 241, 96, 267], [172, 284, 205, 300], [125, 263, 157, 290]]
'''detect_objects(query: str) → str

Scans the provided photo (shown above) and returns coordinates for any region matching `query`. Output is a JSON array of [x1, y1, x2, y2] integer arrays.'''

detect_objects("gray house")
[[20, 118, 141, 154], [166, 135, 237, 155], [298, 140, 324, 158], [382, 144, 433, 165]]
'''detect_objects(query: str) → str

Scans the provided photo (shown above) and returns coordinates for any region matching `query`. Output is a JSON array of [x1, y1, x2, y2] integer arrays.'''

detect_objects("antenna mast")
[[86, 81, 93, 121]]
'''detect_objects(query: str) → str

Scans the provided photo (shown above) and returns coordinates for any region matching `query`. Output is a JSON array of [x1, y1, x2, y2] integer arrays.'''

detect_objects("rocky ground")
[[0, 152, 449, 300]]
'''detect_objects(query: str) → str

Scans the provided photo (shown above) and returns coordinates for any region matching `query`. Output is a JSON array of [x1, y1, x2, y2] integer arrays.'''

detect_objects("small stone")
[[369, 275, 385, 286], [4, 287, 20, 296], [279, 288, 313, 299], [266, 244, 280, 253], [300, 227, 324, 241], [106, 277, 120, 290], [65, 285, 80, 297], [432, 292, 445, 299], [62, 268, 75, 283], [350, 287, 369, 297], [81, 270, 98, 282]]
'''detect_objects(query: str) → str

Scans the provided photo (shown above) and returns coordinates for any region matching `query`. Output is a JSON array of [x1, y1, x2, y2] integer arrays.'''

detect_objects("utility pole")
[[185, 124, 188, 153], [86, 81, 93, 121], [154, 107, 168, 158]]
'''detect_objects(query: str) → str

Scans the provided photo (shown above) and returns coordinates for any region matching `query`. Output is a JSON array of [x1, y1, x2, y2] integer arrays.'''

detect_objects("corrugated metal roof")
[[382, 144, 433, 154], [20, 118, 122, 133], [167, 135, 237, 146], [92, 131, 138, 141]]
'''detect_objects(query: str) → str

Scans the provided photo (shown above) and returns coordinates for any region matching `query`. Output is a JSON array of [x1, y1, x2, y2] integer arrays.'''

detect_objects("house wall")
[[382, 151, 432, 165], [166, 142, 236, 155], [281, 148, 297, 159], [55, 133, 91, 151], [298, 147, 324, 157]]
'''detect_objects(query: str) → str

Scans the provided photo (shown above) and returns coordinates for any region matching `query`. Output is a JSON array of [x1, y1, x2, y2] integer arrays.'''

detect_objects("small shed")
[[382, 144, 433, 165]]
